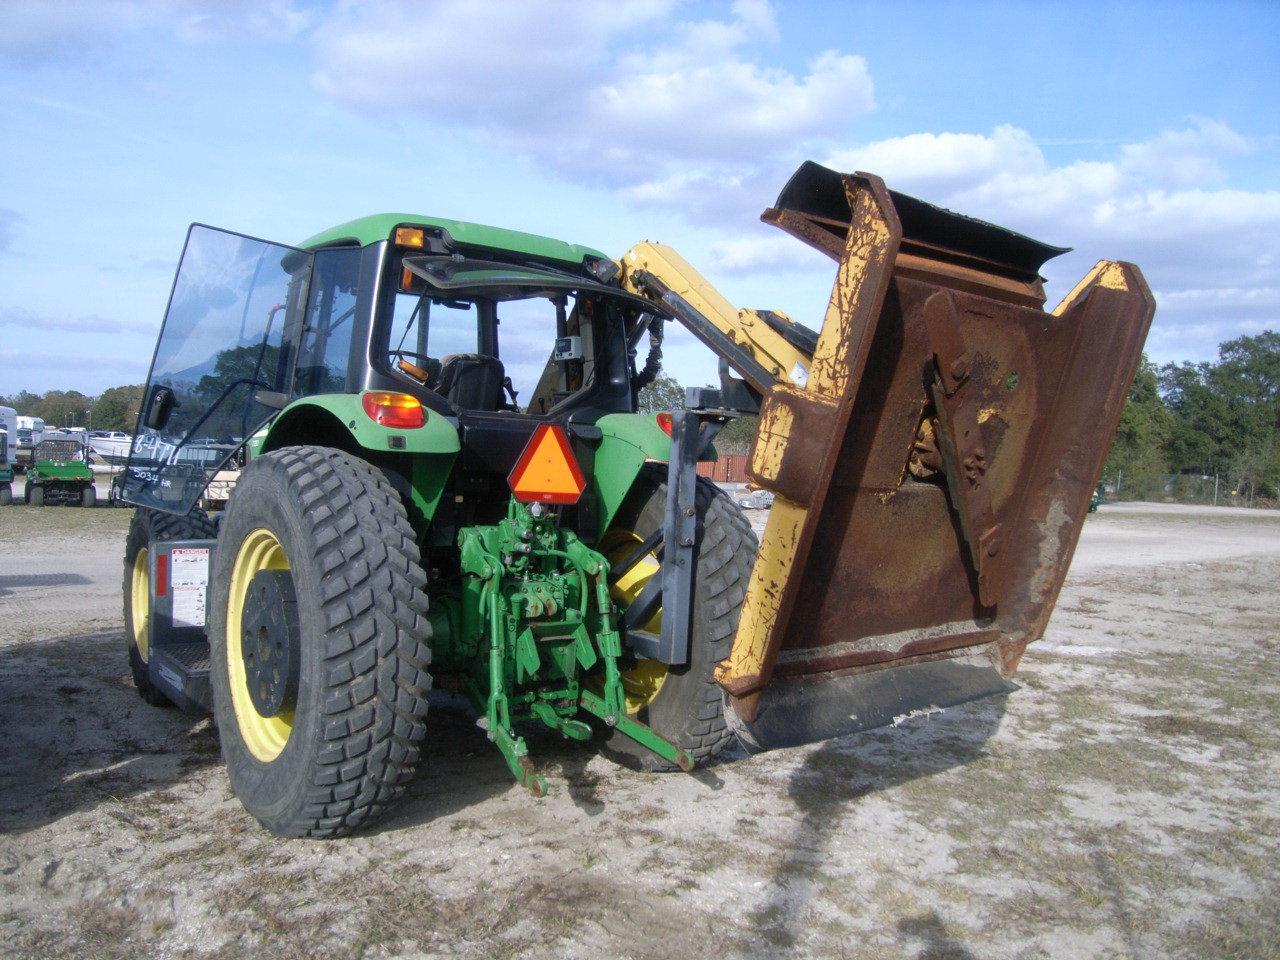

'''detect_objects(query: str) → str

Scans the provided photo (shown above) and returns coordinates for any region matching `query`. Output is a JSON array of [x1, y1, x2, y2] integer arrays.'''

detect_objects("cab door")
[[122, 224, 311, 514]]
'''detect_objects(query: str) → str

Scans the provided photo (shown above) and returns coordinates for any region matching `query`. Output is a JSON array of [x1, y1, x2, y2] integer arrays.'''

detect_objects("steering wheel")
[[390, 350, 440, 386]]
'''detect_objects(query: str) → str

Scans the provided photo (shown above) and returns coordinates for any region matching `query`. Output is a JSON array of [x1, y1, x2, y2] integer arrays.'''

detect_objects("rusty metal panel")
[[714, 172, 901, 718], [717, 162, 1156, 726]]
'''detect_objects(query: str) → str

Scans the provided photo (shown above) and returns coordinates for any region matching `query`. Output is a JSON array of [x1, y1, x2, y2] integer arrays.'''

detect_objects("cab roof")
[[299, 213, 607, 266]]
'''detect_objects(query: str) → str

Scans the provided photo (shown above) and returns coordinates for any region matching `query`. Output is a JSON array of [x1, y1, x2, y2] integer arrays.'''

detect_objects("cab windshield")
[[37, 440, 84, 462]]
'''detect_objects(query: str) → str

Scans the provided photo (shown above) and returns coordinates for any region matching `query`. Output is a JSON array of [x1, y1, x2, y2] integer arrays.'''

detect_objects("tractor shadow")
[[0, 628, 221, 834], [735, 691, 1009, 959], [0, 572, 92, 598], [375, 690, 608, 831]]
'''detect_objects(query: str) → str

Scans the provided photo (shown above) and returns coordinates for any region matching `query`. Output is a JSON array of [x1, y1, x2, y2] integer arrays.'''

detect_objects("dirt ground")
[[1, 501, 1277, 960]]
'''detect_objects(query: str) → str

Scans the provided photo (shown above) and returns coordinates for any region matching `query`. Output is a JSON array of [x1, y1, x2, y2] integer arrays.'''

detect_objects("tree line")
[[1104, 331, 1278, 505], [0, 385, 145, 433]]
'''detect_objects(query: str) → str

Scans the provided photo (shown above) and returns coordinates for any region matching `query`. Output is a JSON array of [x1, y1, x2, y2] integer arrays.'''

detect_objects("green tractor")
[[121, 164, 1155, 839], [26, 431, 97, 507], [121, 216, 755, 837]]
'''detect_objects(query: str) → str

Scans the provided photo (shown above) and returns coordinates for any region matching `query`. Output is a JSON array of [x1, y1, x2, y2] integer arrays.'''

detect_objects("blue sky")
[[1, 0, 1277, 395]]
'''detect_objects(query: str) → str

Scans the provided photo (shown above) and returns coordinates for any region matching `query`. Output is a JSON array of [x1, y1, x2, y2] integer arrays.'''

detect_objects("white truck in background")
[[16, 415, 45, 473], [0, 406, 16, 503]]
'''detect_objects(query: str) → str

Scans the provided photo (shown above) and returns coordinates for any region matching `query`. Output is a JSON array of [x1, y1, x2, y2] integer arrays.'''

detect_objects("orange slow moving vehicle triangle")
[[508, 424, 587, 504]]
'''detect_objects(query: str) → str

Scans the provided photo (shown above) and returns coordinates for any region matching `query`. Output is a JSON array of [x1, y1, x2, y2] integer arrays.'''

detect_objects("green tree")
[[1211, 332, 1279, 500], [715, 414, 758, 455], [1103, 356, 1171, 499], [0, 390, 41, 415], [636, 373, 685, 415], [90, 384, 145, 432], [1160, 360, 1225, 475], [26, 390, 92, 428], [1159, 331, 1280, 502]]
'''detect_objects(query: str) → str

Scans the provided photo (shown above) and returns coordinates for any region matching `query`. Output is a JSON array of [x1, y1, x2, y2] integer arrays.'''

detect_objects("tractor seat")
[[435, 353, 506, 412]]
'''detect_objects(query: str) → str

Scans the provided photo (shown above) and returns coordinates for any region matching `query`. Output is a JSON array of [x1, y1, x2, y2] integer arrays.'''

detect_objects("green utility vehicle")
[[121, 165, 1154, 839], [27, 432, 96, 506]]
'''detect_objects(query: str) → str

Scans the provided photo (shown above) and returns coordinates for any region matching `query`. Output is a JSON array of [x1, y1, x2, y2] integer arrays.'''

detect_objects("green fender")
[[259, 394, 460, 523], [591, 413, 673, 537]]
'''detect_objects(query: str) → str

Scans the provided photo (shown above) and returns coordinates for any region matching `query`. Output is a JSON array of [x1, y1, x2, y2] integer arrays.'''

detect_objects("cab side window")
[[296, 247, 362, 396]]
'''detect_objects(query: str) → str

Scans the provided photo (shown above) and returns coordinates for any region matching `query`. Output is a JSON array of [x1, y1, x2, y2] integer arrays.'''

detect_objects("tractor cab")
[[122, 218, 670, 522]]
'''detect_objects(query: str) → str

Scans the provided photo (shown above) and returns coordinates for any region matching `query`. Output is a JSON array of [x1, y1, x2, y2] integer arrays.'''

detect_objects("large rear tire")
[[600, 464, 757, 771], [208, 446, 432, 838], [123, 506, 217, 705], [28, 485, 43, 507], [0, 485, 10, 505]]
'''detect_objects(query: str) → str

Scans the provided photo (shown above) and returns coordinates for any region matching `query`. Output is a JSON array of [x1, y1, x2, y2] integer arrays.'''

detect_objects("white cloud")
[[706, 233, 829, 275], [0, 0, 309, 63], [827, 125, 1046, 196], [174, 1, 311, 43], [309, 1, 873, 184], [0, 309, 158, 338], [1119, 117, 1251, 189], [822, 120, 1278, 362]]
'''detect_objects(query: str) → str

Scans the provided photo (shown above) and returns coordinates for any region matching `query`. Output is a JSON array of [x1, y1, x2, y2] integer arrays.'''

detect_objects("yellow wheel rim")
[[227, 528, 294, 762], [602, 528, 669, 713], [131, 548, 150, 662]]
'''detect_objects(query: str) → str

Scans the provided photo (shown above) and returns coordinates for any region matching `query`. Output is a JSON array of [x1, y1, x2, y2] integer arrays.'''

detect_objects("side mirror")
[[144, 385, 176, 431]]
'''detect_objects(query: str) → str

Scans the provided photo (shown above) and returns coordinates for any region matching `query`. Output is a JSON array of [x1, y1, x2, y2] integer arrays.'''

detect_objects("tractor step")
[[146, 538, 218, 714], [149, 639, 213, 714]]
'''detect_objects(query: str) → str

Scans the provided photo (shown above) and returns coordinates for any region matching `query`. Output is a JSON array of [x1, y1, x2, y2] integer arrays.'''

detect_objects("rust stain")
[[808, 193, 892, 399], [750, 400, 794, 482]]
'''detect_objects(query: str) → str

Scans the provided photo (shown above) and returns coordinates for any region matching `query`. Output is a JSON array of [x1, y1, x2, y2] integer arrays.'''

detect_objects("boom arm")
[[617, 241, 814, 393]]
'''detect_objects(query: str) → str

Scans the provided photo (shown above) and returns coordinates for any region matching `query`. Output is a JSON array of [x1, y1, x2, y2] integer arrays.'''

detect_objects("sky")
[[0, 0, 1277, 396]]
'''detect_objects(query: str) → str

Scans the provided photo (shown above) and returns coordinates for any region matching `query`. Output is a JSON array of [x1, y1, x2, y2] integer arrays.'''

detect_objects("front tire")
[[209, 446, 432, 838], [28, 485, 43, 507], [0, 486, 10, 505], [600, 465, 757, 770], [82, 485, 96, 508], [123, 506, 217, 705]]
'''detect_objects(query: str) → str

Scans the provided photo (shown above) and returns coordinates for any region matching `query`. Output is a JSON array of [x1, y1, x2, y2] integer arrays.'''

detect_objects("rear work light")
[[361, 391, 425, 429], [394, 226, 425, 248]]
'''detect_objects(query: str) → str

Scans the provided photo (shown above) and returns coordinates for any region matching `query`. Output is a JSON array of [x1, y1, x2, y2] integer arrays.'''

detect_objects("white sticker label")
[[790, 361, 810, 388], [170, 548, 210, 628]]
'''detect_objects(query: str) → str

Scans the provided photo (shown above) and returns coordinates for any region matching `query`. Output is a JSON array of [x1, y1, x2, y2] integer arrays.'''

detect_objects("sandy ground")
[[1, 501, 1278, 960]]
